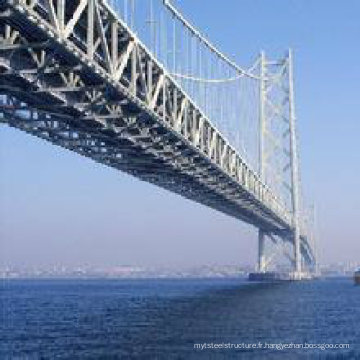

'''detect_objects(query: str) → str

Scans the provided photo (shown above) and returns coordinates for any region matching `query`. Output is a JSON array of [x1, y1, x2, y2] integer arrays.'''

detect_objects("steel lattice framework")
[[0, 0, 315, 276]]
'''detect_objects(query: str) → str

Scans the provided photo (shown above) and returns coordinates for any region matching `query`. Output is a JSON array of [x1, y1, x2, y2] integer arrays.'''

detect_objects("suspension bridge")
[[0, 0, 316, 279]]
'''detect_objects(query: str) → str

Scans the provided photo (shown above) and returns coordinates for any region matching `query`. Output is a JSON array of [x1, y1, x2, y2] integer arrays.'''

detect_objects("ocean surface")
[[1, 277, 359, 359]]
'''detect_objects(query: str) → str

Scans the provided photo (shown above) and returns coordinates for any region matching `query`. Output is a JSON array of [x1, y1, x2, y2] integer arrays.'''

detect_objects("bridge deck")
[[0, 0, 313, 263]]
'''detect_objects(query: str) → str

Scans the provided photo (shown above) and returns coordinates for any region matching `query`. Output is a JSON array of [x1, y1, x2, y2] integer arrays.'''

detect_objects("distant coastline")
[[1, 263, 358, 280], [0, 265, 250, 280]]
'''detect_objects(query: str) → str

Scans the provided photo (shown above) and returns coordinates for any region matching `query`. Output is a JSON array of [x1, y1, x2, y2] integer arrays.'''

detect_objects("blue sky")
[[1, 0, 359, 268]]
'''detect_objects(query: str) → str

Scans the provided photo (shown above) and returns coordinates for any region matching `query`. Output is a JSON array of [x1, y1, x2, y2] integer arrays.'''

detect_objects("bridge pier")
[[293, 228, 302, 279], [257, 230, 266, 272]]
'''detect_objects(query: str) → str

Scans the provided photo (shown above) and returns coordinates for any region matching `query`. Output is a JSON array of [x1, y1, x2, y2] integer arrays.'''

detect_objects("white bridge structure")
[[0, 0, 316, 278]]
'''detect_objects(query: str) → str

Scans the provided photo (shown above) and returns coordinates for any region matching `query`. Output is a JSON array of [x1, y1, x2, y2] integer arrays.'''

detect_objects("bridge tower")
[[257, 49, 302, 277]]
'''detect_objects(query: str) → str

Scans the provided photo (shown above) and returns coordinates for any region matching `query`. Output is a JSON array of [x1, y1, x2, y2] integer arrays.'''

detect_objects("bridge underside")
[[0, 0, 314, 266]]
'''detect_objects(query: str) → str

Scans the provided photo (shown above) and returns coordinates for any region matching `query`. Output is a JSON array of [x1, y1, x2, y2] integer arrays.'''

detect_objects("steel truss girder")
[[0, 0, 314, 264]]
